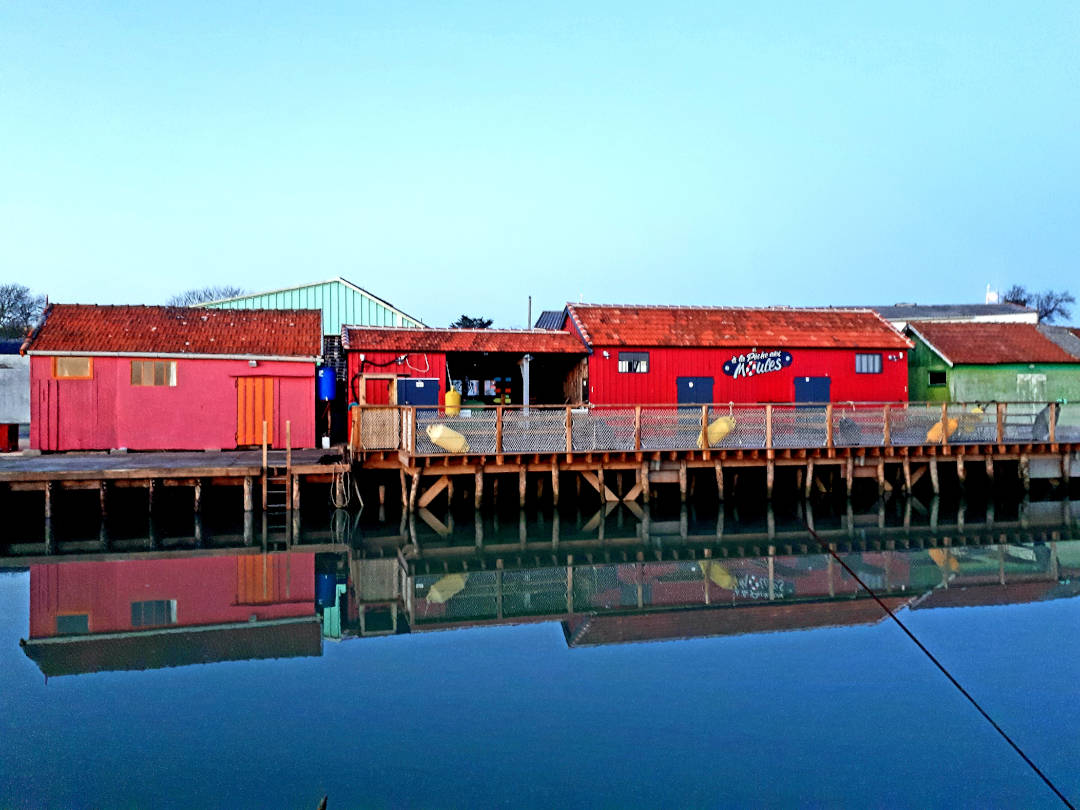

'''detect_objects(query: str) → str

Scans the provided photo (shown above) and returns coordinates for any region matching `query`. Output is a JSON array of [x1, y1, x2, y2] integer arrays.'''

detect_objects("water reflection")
[[12, 497, 1079, 675]]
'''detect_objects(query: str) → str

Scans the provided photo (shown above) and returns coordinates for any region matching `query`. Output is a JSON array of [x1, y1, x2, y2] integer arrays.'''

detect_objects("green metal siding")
[[203, 279, 422, 335], [908, 332, 1080, 402]]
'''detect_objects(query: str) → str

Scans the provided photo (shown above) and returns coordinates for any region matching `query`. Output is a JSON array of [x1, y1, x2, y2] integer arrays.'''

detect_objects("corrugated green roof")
[[200, 278, 423, 334]]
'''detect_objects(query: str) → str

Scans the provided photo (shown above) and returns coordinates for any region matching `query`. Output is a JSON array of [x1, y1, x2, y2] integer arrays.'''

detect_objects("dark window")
[[618, 352, 649, 373], [928, 371, 947, 387], [56, 614, 89, 635], [855, 353, 882, 374], [131, 600, 176, 627]]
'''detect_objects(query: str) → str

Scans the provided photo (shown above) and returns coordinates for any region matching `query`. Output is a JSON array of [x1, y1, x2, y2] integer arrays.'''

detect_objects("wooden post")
[[292, 474, 301, 513], [765, 404, 774, 453], [902, 457, 912, 495], [399, 468, 408, 509], [996, 402, 1005, 445], [378, 484, 386, 506], [825, 404, 834, 450], [678, 460, 688, 503], [700, 405, 709, 455], [261, 420, 268, 510], [243, 477, 253, 512], [598, 465, 608, 503], [766, 460, 775, 500], [929, 456, 940, 495], [883, 404, 891, 447], [518, 468, 527, 508], [193, 479, 202, 513], [99, 481, 108, 519], [940, 402, 949, 446], [715, 460, 724, 501], [148, 478, 155, 513], [641, 462, 650, 504], [804, 460, 813, 499], [565, 406, 573, 460], [551, 462, 560, 506], [985, 455, 994, 483], [475, 469, 483, 509], [1019, 454, 1030, 492], [408, 469, 420, 512], [495, 405, 504, 456], [634, 406, 642, 451], [845, 455, 854, 497], [876, 459, 885, 496], [956, 454, 966, 488]]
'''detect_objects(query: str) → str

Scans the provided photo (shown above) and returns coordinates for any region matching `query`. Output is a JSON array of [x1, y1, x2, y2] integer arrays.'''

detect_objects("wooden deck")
[[350, 401, 1080, 508]]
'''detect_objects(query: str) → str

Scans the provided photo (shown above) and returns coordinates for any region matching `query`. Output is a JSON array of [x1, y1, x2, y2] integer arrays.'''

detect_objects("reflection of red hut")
[[22, 554, 319, 676]]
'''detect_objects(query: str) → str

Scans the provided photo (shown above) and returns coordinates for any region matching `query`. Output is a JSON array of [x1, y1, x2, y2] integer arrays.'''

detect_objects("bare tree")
[[167, 285, 245, 307], [1002, 285, 1075, 323], [450, 314, 493, 328], [0, 283, 46, 339]]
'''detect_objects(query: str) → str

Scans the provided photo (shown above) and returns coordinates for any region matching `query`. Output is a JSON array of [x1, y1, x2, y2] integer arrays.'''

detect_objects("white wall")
[[0, 354, 30, 423]]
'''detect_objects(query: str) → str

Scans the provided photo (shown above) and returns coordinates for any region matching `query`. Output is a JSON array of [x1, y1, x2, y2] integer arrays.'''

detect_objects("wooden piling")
[[641, 462, 650, 504], [475, 469, 483, 509], [902, 457, 912, 495], [99, 481, 107, 518], [715, 460, 724, 501], [985, 455, 994, 483], [193, 479, 202, 513], [845, 456, 854, 497], [929, 456, 940, 495], [678, 460, 688, 503], [1019, 454, 1030, 492], [551, 462, 560, 506], [956, 454, 966, 489], [519, 468, 527, 508], [409, 470, 420, 512], [766, 460, 775, 500], [804, 460, 813, 499], [243, 477, 253, 512]]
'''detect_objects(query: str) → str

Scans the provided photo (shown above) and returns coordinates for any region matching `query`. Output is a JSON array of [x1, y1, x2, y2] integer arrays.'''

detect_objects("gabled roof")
[[201, 277, 424, 329], [564, 304, 911, 350], [869, 303, 1037, 321], [533, 310, 566, 330], [23, 304, 322, 360], [342, 326, 586, 354], [906, 321, 1080, 366]]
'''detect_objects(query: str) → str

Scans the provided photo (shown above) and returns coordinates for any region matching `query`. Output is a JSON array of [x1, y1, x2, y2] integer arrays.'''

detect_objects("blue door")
[[794, 376, 830, 403], [677, 377, 714, 405], [397, 378, 440, 407]]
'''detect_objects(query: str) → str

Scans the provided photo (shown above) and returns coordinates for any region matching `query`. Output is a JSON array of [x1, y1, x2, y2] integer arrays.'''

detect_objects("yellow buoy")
[[426, 423, 470, 453], [698, 416, 736, 449], [926, 417, 959, 444], [445, 387, 461, 417]]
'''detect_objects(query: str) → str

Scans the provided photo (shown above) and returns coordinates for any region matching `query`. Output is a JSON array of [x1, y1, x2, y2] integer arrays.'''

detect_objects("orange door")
[[236, 377, 274, 447]]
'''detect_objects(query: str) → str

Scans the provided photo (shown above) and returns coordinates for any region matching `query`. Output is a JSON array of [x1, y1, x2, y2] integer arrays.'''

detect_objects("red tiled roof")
[[908, 321, 1080, 365], [565, 304, 911, 349], [25, 304, 322, 358], [342, 326, 586, 354]]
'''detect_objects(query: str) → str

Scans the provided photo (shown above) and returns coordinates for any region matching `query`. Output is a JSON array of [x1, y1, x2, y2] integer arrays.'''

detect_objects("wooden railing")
[[348, 401, 1075, 457]]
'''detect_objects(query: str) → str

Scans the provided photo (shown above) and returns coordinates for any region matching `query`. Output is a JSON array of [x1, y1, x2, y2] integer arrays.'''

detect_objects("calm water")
[[2, 496, 1079, 808]]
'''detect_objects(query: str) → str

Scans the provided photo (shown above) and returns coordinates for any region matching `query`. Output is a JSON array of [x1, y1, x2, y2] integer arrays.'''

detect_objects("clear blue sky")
[[2, 1, 1078, 327]]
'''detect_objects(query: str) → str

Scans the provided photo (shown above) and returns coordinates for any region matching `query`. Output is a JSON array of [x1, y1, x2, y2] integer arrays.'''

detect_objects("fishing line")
[[803, 520, 1074, 809]]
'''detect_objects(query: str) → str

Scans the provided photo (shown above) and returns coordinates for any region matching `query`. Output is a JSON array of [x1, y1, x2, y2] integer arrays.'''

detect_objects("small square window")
[[928, 371, 947, 387], [855, 353, 882, 374], [131, 360, 177, 386], [56, 614, 90, 635], [54, 357, 92, 379], [618, 352, 649, 373], [131, 599, 177, 627]]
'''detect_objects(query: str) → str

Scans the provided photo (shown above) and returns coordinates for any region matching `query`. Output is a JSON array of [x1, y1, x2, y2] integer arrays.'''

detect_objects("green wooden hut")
[[201, 277, 423, 335], [905, 321, 1080, 403]]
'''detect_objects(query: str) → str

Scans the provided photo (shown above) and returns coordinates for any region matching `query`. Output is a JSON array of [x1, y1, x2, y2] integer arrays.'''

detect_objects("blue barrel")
[[317, 366, 336, 401], [316, 573, 337, 608]]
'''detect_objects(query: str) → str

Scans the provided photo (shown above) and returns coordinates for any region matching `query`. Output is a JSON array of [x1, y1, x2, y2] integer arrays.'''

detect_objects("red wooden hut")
[[341, 326, 587, 407], [562, 304, 911, 405], [22, 304, 321, 451]]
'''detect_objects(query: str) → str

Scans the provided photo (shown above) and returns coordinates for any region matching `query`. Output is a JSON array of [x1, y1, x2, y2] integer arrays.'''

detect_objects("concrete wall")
[[0, 353, 30, 423]]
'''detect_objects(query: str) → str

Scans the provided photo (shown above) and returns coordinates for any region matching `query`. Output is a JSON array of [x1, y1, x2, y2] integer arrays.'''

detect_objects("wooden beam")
[[580, 470, 617, 503], [417, 475, 450, 509]]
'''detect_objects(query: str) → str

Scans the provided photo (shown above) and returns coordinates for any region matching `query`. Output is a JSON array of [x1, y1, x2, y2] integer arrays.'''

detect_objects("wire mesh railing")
[[348, 401, 1077, 455]]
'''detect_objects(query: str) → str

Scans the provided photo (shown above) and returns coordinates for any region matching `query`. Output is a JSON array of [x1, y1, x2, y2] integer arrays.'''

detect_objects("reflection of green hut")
[[905, 322, 1080, 403]]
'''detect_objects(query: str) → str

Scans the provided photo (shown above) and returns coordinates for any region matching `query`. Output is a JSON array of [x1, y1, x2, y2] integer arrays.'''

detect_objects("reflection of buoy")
[[427, 573, 468, 603], [701, 560, 736, 589], [928, 548, 960, 572]]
